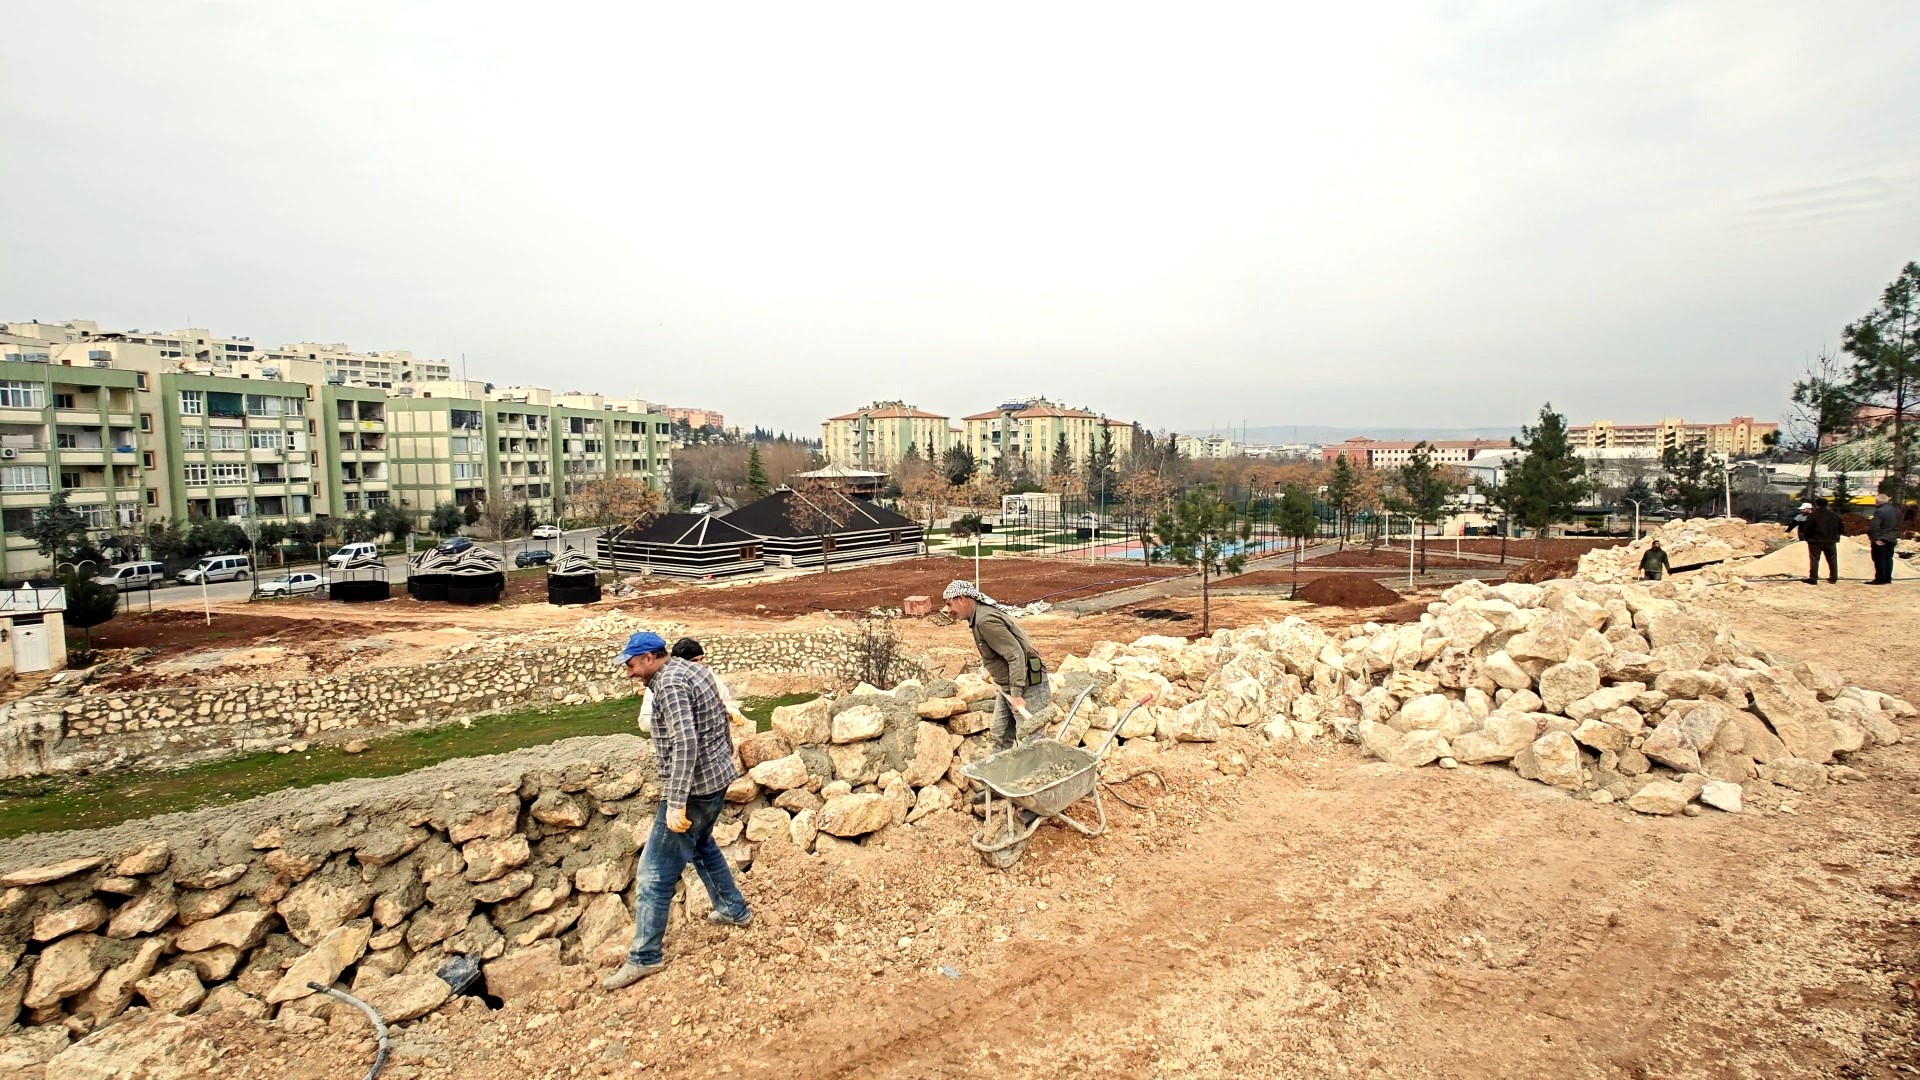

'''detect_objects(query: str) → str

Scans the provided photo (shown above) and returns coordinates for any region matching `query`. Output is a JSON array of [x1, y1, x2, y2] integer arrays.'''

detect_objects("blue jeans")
[[626, 789, 748, 967]]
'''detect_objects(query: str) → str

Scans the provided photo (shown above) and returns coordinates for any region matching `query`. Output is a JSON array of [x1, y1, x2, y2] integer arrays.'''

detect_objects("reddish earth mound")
[[1841, 513, 1870, 537], [1503, 557, 1579, 584], [1296, 575, 1403, 608]]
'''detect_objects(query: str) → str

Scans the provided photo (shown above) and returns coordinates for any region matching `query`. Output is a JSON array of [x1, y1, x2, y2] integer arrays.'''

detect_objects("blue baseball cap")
[[613, 631, 668, 667]]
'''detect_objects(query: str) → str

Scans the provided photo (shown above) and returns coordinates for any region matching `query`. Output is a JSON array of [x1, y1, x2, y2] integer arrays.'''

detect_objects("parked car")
[[257, 572, 324, 597], [689, 503, 713, 516], [531, 524, 562, 540], [93, 562, 167, 591], [515, 549, 555, 568], [177, 554, 251, 585], [327, 542, 380, 569], [435, 536, 474, 555]]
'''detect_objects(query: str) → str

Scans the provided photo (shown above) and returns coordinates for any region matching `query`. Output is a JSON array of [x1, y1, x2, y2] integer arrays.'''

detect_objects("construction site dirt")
[[168, 575, 1920, 1080]]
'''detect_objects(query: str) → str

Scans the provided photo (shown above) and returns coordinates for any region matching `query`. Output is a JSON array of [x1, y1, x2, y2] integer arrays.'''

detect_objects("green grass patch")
[[0, 691, 823, 839]]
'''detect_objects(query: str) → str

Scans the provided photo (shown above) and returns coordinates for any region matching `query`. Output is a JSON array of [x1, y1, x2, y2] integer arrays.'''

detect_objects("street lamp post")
[[1623, 498, 1643, 539]]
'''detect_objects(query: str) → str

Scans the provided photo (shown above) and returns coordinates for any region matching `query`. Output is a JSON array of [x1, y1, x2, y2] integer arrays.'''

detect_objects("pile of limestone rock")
[[1576, 516, 1783, 585]]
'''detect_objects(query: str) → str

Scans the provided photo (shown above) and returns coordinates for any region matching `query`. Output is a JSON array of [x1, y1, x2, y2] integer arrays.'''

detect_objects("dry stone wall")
[[0, 624, 926, 779]]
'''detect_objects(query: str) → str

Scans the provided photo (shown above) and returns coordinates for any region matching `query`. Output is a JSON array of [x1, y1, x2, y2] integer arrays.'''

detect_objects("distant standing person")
[[1639, 539, 1670, 581], [1868, 493, 1902, 585], [943, 579, 1051, 754], [602, 631, 752, 991], [1804, 497, 1843, 585]]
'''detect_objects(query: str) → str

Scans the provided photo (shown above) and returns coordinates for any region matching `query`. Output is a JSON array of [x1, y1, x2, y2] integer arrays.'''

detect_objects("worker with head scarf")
[[942, 580, 1052, 756]]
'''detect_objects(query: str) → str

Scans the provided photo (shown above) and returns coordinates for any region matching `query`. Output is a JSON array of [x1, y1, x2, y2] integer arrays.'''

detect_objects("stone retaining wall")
[[0, 629, 925, 779]]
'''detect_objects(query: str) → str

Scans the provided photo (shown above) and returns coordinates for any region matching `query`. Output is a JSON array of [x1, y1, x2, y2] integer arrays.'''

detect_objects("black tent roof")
[[612, 513, 761, 547], [722, 488, 917, 539]]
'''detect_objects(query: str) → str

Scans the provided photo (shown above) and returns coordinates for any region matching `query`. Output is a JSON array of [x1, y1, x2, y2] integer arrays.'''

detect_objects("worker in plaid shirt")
[[602, 631, 753, 990]]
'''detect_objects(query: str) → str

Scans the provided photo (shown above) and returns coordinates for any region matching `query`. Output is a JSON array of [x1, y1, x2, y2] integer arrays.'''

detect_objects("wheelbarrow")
[[959, 689, 1152, 868]]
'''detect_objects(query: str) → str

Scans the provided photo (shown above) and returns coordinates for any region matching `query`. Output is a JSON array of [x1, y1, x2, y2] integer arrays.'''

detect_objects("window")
[[244, 394, 283, 418], [2, 507, 32, 532], [343, 492, 361, 511], [181, 428, 207, 450], [179, 391, 204, 415], [452, 461, 484, 480], [139, 414, 152, 432], [207, 392, 243, 418], [209, 429, 246, 451], [78, 506, 110, 529], [249, 430, 283, 451], [450, 409, 482, 430], [183, 464, 209, 484], [211, 463, 246, 483], [135, 373, 148, 390], [53, 393, 75, 410], [55, 432, 77, 449], [146, 488, 158, 505], [450, 435, 478, 455], [285, 397, 303, 417], [142, 451, 155, 469], [59, 470, 82, 490], [116, 504, 139, 528], [0, 465, 49, 492], [0, 381, 44, 409]]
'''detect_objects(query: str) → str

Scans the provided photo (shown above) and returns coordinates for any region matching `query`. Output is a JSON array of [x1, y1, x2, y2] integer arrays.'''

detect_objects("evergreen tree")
[[1085, 425, 1118, 507], [1658, 446, 1722, 517], [1502, 404, 1592, 558], [1840, 262, 1920, 501], [24, 489, 94, 567], [1050, 432, 1072, 480], [1149, 487, 1251, 635], [1387, 442, 1457, 574], [1324, 454, 1358, 549], [940, 446, 976, 486], [1273, 485, 1321, 599], [745, 446, 772, 498], [429, 502, 465, 537], [60, 571, 118, 648]]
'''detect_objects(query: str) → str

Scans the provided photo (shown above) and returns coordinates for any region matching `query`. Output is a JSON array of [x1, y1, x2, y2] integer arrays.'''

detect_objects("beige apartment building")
[[963, 400, 1114, 474], [1319, 437, 1510, 469], [1570, 416, 1775, 457], [822, 403, 957, 468]]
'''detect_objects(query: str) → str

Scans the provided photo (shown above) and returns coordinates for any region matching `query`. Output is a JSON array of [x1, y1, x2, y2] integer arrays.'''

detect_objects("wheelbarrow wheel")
[[980, 812, 1028, 868]]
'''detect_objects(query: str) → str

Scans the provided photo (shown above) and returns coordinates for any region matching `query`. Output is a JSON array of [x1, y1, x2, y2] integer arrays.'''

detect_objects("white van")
[[327, 542, 380, 569], [94, 561, 167, 591], [177, 554, 251, 585]]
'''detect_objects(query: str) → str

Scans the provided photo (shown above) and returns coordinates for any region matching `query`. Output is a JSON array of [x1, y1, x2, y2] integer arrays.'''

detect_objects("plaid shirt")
[[648, 657, 738, 809]]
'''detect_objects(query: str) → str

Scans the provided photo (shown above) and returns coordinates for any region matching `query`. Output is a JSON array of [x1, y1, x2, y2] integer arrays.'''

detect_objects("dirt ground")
[[179, 577, 1920, 1079], [1300, 548, 1483, 569]]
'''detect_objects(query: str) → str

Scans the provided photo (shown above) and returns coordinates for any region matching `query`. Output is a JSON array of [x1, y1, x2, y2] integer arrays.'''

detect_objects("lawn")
[[0, 691, 817, 838]]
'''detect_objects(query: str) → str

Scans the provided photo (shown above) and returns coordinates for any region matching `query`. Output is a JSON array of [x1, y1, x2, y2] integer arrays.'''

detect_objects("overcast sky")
[[3, 2, 1916, 437]]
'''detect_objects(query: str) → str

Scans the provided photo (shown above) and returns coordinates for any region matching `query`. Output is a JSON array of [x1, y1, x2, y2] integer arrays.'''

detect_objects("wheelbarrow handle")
[[1049, 684, 1096, 743], [1092, 697, 1154, 760]]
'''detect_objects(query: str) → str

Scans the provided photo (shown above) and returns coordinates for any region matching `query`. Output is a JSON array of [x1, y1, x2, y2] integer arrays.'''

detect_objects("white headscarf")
[[942, 579, 999, 607]]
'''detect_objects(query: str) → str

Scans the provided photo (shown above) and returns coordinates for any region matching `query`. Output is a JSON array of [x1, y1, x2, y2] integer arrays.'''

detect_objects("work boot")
[[707, 908, 753, 928], [600, 960, 664, 990]]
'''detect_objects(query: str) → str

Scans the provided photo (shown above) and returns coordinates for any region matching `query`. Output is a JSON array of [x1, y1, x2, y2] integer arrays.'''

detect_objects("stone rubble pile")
[[1576, 517, 1783, 584]]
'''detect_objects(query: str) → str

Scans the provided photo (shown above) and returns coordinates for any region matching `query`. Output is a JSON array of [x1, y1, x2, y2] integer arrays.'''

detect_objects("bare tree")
[[784, 479, 858, 572]]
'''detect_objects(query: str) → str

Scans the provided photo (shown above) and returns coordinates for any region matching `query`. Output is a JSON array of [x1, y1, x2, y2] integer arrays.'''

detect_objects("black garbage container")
[[409, 573, 450, 602], [331, 579, 391, 603], [446, 571, 505, 605], [546, 570, 600, 606]]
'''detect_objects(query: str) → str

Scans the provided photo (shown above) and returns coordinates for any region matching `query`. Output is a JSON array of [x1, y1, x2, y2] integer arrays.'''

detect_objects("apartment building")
[[963, 400, 1110, 473], [1319, 437, 1509, 469], [1570, 416, 1775, 457], [822, 403, 956, 468], [664, 406, 725, 430], [0, 319, 674, 577], [1176, 434, 1235, 460]]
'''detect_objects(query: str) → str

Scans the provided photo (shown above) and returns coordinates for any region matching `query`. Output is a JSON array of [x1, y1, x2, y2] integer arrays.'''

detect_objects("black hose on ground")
[[307, 982, 389, 1080]]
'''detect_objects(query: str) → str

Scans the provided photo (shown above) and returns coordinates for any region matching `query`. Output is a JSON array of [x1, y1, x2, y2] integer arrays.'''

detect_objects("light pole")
[[1715, 453, 1733, 518], [1623, 498, 1642, 539], [1401, 514, 1416, 588]]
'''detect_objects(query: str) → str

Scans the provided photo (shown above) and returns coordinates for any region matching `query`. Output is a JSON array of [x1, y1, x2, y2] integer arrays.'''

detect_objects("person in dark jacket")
[[1639, 540, 1670, 580], [1867, 493, 1902, 585], [1804, 497, 1843, 585]]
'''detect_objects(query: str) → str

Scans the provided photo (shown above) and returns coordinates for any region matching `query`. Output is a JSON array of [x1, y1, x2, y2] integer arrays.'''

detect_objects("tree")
[[572, 477, 665, 540], [1388, 442, 1457, 574], [60, 571, 118, 649], [784, 479, 857, 572], [1085, 425, 1118, 507], [1617, 475, 1658, 540], [1273, 485, 1320, 599], [1116, 469, 1175, 556], [940, 446, 976, 486], [24, 490, 92, 567], [1832, 470, 1854, 507], [1324, 454, 1358, 549], [1150, 487, 1251, 635], [371, 503, 412, 545], [1502, 404, 1592, 559], [462, 500, 482, 527], [429, 502, 465, 537], [1658, 445, 1723, 517], [898, 473, 951, 533], [340, 512, 379, 544], [1841, 262, 1920, 501], [1050, 432, 1072, 481], [256, 522, 289, 565], [509, 503, 537, 536], [745, 446, 772, 499], [1784, 350, 1857, 499]]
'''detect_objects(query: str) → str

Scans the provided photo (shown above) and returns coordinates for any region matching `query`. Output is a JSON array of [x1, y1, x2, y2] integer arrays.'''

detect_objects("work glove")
[[666, 807, 690, 833]]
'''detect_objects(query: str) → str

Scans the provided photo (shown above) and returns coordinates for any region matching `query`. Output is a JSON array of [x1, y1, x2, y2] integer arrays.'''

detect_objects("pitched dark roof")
[[722, 489, 916, 538], [612, 513, 760, 547]]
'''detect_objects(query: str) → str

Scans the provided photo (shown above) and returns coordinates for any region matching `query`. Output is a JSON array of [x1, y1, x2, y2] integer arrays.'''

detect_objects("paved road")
[[122, 528, 605, 611]]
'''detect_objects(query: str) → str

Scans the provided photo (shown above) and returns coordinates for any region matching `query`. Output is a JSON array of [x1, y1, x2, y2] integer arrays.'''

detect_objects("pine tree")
[[1841, 262, 1920, 501], [1387, 442, 1456, 574], [1503, 404, 1592, 559], [1324, 454, 1358, 550], [1050, 432, 1072, 480], [1085, 425, 1118, 507], [1150, 487, 1251, 634], [745, 446, 771, 498], [1273, 486, 1320, 599]]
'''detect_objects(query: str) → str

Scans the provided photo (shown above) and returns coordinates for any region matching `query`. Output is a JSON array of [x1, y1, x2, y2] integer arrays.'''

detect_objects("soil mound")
[[1296, 575, 1402, 608], [1503, 558, 1579, 584]]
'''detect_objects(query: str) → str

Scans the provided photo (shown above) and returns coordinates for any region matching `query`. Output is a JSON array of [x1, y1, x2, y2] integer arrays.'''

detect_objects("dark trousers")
[[1871, 540, 1896, 584], [1807, 541, 1838, 583], [990, 674, 1053, 751], [626, 788, 747, 967]]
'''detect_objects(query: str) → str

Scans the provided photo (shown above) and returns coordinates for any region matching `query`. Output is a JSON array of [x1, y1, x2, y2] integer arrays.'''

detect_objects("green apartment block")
[[0, 358, 145, 578], [156, 373, 315, 526], [387, 396, 489, 523], [321, 385, 390, 516]]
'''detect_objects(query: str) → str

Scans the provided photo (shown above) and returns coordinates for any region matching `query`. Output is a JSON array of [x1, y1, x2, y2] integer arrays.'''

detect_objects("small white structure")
[[1000, 493, 1062, 522], [0, 587, 68, 677]]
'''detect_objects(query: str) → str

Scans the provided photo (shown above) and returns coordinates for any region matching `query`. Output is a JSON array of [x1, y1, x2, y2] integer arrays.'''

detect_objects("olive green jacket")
[[969, 603, 1042, 691]]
